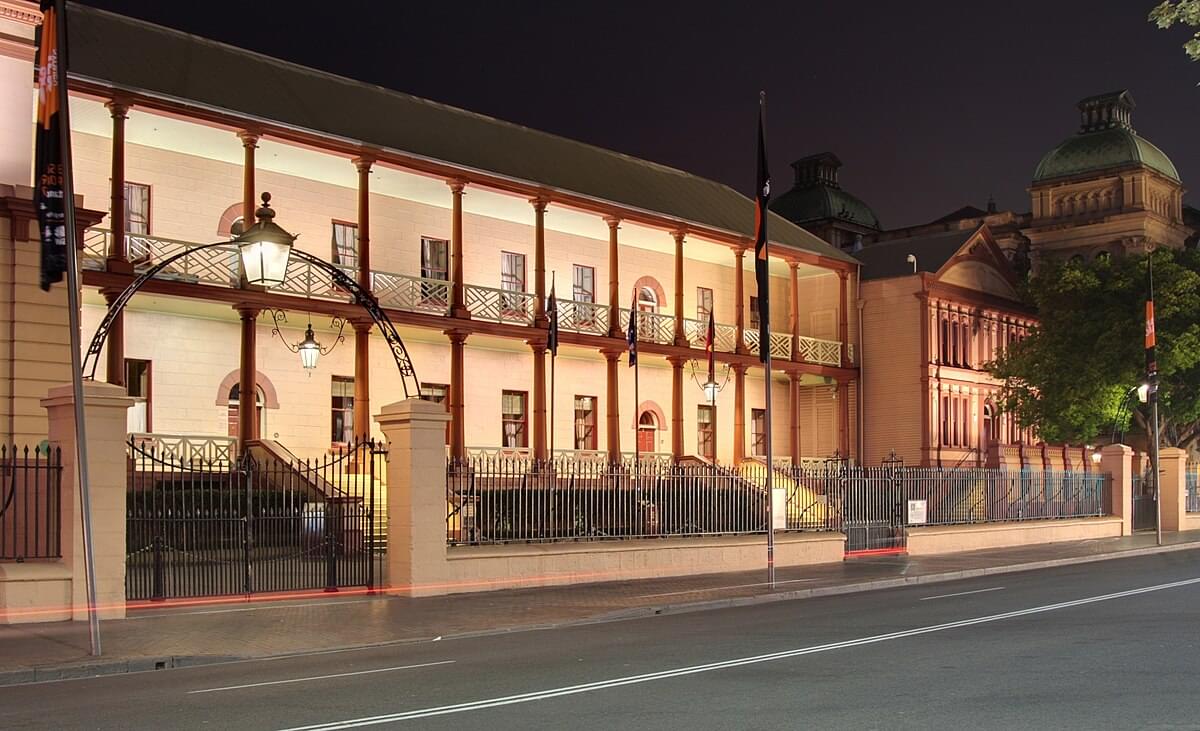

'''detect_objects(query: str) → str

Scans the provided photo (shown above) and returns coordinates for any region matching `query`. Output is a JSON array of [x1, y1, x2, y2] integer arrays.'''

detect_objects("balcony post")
[[734, 246, 749, 355], [353, 320, 372, 443], [235, 304, 260, 449], [838, 379, 851, 458], [789, 373, 802, 462], [532, 198, 549, 327], [101, 288, 125, 388], [105, 99, 129, 267], [669, 355, 685, 462], [237, 130, 259, 238], [789, 262, 800, 363], [603, 348, 621, 462], [447, 329, 469, 459], [838, 269, 849, 366], [605, 217, 621, 338], [448, 181, 470, 319], [353, 156, 373, 291], [733, 363, 747, 464], [673, 230, 687, 347], [531, 339, 548, 461]]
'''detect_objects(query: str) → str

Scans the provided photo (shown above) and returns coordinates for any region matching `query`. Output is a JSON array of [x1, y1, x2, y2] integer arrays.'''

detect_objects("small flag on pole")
[[705, 308, 716, 386], [753, 93, 772, 362], [626, 290, 638, 368], [35, 0, 67, 291], [547, 280, 559, 357], [1146, 255, 1157, 375]]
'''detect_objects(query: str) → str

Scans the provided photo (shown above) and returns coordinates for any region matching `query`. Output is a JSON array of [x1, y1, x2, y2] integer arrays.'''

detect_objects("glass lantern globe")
[[297, 324, 321, 370], [234, 192, 296, 287]]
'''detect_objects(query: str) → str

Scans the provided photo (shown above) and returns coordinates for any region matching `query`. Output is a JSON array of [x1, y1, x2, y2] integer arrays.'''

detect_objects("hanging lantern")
[[297, 324, 321, 370], [234, 192, 295, 287]]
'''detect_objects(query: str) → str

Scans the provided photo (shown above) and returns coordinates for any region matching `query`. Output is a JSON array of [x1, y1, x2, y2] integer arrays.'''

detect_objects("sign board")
[[772, 488, 787, 531], [907, 499, 928, 525]]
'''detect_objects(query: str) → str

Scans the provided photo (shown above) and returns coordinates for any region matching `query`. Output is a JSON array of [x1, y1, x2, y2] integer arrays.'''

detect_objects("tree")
[[989, 248, 1200, 450], [1150, 1, 1200, 60]]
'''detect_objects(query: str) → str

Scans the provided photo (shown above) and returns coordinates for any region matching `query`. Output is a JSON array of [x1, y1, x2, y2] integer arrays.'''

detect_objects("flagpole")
[[53, 0, 102, 655], [1148, 252, 1162, 547]]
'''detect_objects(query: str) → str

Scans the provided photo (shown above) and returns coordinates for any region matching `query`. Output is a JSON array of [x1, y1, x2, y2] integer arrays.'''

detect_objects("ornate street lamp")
[[233, 192, 295, 287], [268, 309, 346, 371]]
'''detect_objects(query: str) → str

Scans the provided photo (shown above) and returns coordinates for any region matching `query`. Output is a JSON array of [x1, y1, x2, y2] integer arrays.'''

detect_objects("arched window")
[[637, 410, 659, 453], [227, 383, 266, 439], [637, 287, 658, 314], [982, 402, 994, 447]]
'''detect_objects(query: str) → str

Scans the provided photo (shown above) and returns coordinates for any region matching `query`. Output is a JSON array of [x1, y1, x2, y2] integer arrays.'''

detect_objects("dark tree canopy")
[[989, 248, 1200, 449]]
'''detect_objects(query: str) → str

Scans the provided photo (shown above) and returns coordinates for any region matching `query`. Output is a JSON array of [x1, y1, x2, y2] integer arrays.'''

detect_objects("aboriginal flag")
[[753, 96, 771, 362]]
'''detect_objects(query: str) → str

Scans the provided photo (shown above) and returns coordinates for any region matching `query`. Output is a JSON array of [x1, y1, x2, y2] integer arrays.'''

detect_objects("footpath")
[[1, 530, 1198, 686]]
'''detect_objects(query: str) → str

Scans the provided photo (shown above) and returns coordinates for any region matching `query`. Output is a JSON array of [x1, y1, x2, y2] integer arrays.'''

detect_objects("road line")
[[188, 661, 455, 694], [920, 586, 1005, 601], [636, 578, 813, 598], [276, 576, 1200, 730]]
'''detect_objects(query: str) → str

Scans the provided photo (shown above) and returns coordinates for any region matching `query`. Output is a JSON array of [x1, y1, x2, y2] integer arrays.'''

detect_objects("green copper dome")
[[770, 153, 881, 230], [1033, 91, 1180, 184]]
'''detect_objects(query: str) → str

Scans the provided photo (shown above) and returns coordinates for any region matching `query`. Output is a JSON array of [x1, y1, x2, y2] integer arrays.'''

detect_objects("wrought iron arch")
[[82, 244, 421, 397]]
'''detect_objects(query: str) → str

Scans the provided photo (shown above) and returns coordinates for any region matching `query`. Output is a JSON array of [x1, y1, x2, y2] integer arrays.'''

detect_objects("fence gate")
[[841, 460, 907, 554], [126, 438, 384, 601], [1132, 471, 1157, 532]]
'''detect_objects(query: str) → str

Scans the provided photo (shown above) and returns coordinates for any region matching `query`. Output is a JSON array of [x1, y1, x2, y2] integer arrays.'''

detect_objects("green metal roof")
[[64, 4, 856, 265], [1033, 90, 1180, 184], [770, 184, 881, 230]]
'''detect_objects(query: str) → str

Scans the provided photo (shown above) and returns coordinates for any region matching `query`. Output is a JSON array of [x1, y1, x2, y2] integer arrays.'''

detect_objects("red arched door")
[[637, 411, 658, 453]]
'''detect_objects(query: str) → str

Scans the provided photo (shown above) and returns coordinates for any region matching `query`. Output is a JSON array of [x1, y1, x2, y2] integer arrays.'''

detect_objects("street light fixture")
[[233, 192, 296, 287], [268, 309, 347, 371], [1137, 382, 1150, 404]]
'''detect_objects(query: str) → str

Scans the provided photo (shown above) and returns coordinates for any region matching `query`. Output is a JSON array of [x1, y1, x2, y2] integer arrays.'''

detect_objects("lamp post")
[[234, 192, 295, 287]]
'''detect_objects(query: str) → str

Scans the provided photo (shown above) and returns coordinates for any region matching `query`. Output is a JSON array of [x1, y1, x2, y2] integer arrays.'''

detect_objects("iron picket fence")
[[127, 439, 383, 600], [1187, 466, 1199, 514], [902, 468, 1106, 525], [0, 444, 62, 561]]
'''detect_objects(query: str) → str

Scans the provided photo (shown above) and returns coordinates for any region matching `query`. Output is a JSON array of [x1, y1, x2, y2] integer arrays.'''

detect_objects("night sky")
[[79, 0, 1200, 229]]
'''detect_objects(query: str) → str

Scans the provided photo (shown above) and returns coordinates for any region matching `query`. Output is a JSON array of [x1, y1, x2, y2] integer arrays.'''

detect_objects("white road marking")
[[188, 660, 455, 694], [636, 578, 813, 598], [277, 576, 1200, 729], [920, 586, 1006, 601]]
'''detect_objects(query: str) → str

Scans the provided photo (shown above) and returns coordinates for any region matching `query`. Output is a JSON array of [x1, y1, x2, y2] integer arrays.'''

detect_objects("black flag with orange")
[[35, 0, 68, 291], [753, 94, 771, 362]]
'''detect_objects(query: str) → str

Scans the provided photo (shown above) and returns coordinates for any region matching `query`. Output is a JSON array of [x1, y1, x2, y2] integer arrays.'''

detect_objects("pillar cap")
[[1100, 443, 1134, 456], [41, 380, 134, 409], [376, 397, 450, 427]]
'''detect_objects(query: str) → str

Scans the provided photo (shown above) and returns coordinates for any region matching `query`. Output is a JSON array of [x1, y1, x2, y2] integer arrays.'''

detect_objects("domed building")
[[1024, 90, 1189, 262], [770, 152, 881, 252]]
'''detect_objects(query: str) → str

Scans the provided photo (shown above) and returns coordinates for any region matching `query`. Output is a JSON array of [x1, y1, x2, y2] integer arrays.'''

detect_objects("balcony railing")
[[466, 284, 535, 325], [82, 229, 855, 367], [128, 432, 237, 465], [618, 308, 676, 345], [796, 335, 843, 367], [555, 298, 609, 336], [372, 271, 450, 315]]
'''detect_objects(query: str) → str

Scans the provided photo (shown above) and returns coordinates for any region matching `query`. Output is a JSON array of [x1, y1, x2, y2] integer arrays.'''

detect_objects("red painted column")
[[789, 262, 800, 363], [449, 181, 470, 319], [352, 157, 373, 443], [532, 198, 549, 327], [604, 348, 621, 462], [733, 364, 747, 464], [104, 100, 130, 387], [238, 130, 259, 237], [734, 247, 749, 355], [838, 269, 849, 366], [605, 217, 621, 338], [235, 304, 260, 449], [673, 230, 687, 347], [669, 355, 685, 461], [531, 340, 548, 461], [447, 329, 468, 459]]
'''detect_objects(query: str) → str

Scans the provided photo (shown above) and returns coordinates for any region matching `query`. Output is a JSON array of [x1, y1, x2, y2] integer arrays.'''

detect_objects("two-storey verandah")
[[57, 4, 860, 466]]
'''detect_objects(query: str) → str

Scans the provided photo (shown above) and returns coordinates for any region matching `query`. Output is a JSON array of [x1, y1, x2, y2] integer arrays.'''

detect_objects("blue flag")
[[626, 290, 638, 367]]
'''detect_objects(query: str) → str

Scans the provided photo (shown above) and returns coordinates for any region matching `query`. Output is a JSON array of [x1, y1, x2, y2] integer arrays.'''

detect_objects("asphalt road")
[[2, 551, 1199, 730]]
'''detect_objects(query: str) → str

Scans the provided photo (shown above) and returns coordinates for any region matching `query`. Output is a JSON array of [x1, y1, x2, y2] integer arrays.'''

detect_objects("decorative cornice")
[[0, 1, 41, 26]]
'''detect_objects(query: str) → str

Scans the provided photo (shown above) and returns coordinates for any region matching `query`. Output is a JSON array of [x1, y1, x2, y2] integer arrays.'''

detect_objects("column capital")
[[352, 155, 375, 173], [529, 196, 550, 212], [837, 269, 850, 280], [671, 228, 687, 242], [233, 303, 261, 319], [600, 346, 624, 360], [526, 336, 548, 351], [105, 98, 131, 118], [444, 328, 470, 344], [666, 354, 689, 367], [350, 317, 374, 334], [237, 129, 261, 148], [603, 215, 621, 229], [447, 179, 467, 194], [731, 363, 749, 375], [788, 260, 800, 271]]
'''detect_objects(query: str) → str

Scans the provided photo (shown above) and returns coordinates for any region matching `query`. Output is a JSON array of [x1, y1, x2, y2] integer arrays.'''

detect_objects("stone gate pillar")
[[376, 398, 450, 597], [42, 381, 132, 620], [1158, 447, 1187, 532], [1099, 444, 1133, 537]]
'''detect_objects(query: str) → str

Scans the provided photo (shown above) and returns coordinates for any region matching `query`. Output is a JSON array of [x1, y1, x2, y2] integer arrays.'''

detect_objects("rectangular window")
[[751, 408, 766, 457], [572, 265, 595, 303], [697, 287, 713, 321], [332, 221, 359, 269], [941, 395, 950, 446], [420, 382, 450, 444], [420, 237, 449, 281], [124, 182, 150, 235], [125, 359, 151, 433], [501, 251, 527, 317], [749, 296, 760, 330], [939, 319, 950, 364], [502, 390, 528, 448], [331, 376, 355, 445], [697, 405, 716, 461], [573, 395, 597, 450]]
